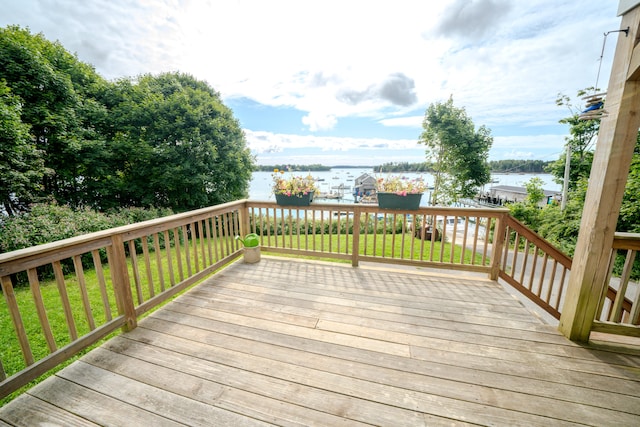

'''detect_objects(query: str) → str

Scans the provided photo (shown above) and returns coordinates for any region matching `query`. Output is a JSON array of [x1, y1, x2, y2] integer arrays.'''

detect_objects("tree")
[[419, 97, 492, 205], [0, 25, 108, 208], [548, 89, 601, 191], [100, 72, 254, 211], [0, 80, 47, 215]]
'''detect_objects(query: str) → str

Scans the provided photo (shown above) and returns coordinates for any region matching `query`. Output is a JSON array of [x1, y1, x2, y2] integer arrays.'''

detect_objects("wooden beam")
[[558, 6, 640, 342]]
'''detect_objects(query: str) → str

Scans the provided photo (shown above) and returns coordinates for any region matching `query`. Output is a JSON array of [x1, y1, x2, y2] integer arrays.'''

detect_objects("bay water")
[[249, 168, 561, 206]]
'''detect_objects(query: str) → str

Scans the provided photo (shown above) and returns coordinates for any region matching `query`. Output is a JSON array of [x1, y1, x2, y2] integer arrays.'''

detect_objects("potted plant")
[[376, 175, 427, 210], [235, 233, 261, 263], [272, 169, 318, 206]]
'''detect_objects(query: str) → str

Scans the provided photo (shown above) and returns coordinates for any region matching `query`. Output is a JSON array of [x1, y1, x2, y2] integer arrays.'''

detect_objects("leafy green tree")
[[419, 97, 492, 205], [100, 72, 254, 211], [0, 80, 47, 215], [548, 89, 601, 190], [0, 26, 110, 208]]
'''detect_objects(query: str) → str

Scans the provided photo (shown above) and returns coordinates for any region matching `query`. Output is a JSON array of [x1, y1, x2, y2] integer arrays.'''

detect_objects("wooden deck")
[[1, 257, 639, 426]]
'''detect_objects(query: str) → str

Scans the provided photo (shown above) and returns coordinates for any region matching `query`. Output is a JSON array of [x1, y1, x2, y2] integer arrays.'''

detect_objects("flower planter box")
[[275, 192, 314, 206], [377, 192, 422, 210]]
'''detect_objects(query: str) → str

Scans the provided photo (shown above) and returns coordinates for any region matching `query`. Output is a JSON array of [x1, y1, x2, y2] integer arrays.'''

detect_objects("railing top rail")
[[613, 232, 640, 250], [0, 200, 247, 266], [503, 214, 572, 269], [247, 200, 510, 216]]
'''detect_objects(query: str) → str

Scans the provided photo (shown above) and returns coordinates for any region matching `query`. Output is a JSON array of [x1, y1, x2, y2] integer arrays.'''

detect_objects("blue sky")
[[2, 0, 624, 166]]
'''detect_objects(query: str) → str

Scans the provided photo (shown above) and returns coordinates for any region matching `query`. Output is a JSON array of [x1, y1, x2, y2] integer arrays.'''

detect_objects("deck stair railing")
[[592, 232, 640, 336], [1, 199, 637, 399], [496, 215, 573, 320]]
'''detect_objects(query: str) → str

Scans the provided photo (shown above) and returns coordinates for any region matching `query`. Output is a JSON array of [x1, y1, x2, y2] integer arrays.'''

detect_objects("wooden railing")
[[592, 232, 640, 337], [246, 202, 508, 273], [0, 201, 245, 398], [2, 199, 638, 399], [496, 215, 573, 320]]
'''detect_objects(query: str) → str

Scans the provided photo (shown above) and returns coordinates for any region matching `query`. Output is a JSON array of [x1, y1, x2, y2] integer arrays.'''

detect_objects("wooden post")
[[108, 235, 137, 332], [559, 5, 640, 342], [239, 200, 251, 239], [489, 213, 507, 280], [351, 206, 361, 267]]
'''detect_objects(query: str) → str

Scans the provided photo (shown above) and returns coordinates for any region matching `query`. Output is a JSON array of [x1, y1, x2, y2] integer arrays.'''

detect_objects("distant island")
[[256, 160, 553, 174]]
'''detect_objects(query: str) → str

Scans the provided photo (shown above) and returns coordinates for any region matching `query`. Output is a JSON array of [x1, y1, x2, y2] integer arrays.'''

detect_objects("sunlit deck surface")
[[2, 257, 640, 426]]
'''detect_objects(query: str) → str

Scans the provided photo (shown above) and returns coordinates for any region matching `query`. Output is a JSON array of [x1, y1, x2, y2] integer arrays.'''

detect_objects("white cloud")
[[379, 116, 424, 128], [301, 112, 337, 132], [244, 129, 421, 153], [1, 0, 622, 163]]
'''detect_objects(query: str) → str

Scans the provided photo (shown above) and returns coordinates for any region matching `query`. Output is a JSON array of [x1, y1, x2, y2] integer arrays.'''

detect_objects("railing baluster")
[[609, 249, 636, 322], [173, 228, 184, 282], [527, 247, 539, 291], [153, 233, 165, 292], [296, 209, 302, 251], [345, 210, 350, 254], [482, 217, 492, 266], [409, 214, 416, 260], [372, 213, 378, 256], [53, 261, 78, 340], [519, 240, 530, 286], [91, 249, 112, 321], [304, 209, 309, 251], [209, 217, 219, 263], [128, 241, 144, 304], [192, 222, 200, 272], [196, 220, 208, 269], [390, 213, 397, 259], [203, 218, 213, 265], [471, 216, 478, 265], [449, 216, 458, 263], [459, 217, 469, 264], [546, 259, 558, 304], [72, 255, 96, 331], [27, 268, 57, 353], [164, 230, 175, 287], [1, 276, 34, 365], [536, 253, 549, 297], [439, 217, 447, 263], [555, 266, 568, 312], [141, 237, 155, 297]]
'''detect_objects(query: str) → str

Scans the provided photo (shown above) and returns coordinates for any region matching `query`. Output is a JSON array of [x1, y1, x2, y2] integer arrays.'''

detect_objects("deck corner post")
[[239, 200, 251, 238], [489, 213, 507, 280], [351, 206, 361, 267], [559, 5, 640, 343], [109, 234, 137, 332]]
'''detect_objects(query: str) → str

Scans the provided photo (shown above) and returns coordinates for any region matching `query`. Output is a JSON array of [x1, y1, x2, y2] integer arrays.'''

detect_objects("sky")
[[1, 0, 625, 166]]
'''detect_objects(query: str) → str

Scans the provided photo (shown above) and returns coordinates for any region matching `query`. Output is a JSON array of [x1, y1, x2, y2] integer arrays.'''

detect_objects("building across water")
[[479, 185, 561, 208]]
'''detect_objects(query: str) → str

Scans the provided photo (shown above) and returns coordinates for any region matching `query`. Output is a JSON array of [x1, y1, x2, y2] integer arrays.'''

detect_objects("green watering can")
[[235, 233, 260, 247]]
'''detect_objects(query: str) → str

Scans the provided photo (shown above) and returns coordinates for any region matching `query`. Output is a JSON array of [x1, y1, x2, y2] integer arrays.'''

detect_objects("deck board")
[[1, 257, 640, 426]]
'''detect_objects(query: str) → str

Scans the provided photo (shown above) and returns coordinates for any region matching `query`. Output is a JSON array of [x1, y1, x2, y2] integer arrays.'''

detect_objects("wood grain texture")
[[2, 258, 639, 426]]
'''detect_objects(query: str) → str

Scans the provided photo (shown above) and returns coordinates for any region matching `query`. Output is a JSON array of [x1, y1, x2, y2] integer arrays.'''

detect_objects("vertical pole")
[[559, 7, 640, 342], [109, 235, 137, 332], [351, 206, 361, 267], [489, 213, 507, 280], [561, 145, 571, 211]]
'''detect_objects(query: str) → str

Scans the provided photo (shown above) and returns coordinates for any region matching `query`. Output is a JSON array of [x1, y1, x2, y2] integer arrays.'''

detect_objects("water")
[[248, 168, 561, 206]]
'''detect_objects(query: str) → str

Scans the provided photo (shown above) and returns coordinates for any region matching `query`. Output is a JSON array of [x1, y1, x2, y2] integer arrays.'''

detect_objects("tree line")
[[0, 26, 253, 216]]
